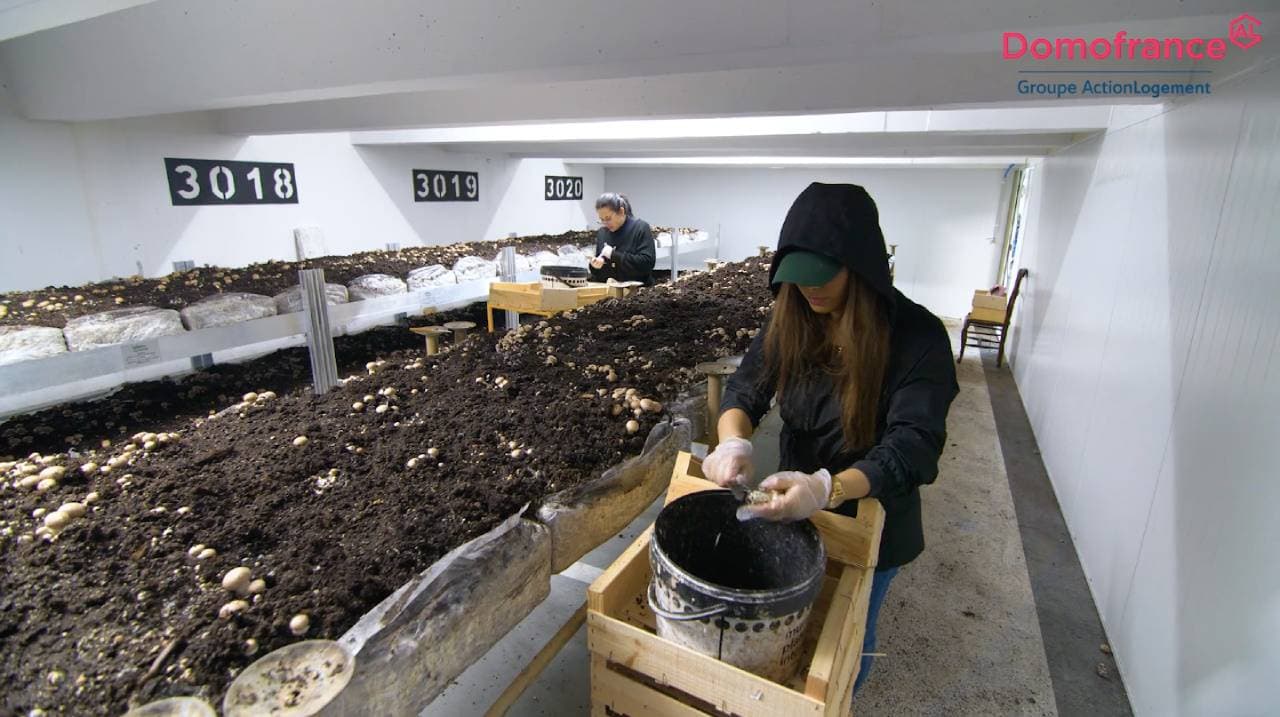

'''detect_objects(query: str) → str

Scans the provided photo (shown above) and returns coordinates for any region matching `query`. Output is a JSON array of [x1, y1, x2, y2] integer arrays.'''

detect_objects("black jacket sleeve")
[[852, 337, 958, 499], [611, 220, 656, 278], [719, 331, 775, 426]]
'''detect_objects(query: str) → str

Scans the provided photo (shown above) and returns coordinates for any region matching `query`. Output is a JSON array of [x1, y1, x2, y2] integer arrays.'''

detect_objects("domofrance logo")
[[1005, 13, 1262, 99]]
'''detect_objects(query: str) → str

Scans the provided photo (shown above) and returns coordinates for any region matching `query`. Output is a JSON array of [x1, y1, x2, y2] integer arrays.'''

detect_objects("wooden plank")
[[587, 612, 825, 716], [846, 499, 885, 570], [587, 526, 653, 616], [485, 602, 588, 717], [831, 567, 875, 716], [591, 654, 707, 717], [803, 567, 859, 700]]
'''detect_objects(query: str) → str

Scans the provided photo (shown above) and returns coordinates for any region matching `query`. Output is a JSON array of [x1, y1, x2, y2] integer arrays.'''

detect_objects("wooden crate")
[[489, 281, 578, 313], [487, 281, 613, 331], [587, 452, 886, 717]]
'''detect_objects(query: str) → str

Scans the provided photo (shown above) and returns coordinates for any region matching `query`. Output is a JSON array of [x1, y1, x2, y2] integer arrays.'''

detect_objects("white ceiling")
[[1, 0, 1273, 131], [0, 0, 157, 42], [0, 1, 1273, 165]]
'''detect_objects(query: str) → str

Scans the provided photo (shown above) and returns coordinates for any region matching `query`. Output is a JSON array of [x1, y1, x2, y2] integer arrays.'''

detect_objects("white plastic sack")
[[407, 265, 459, 291], [348, 274, 408, 300], [655, 232, 673, 248], [553, 245, 588, 269], [273, 283, 350, 315], [294, 226, 326, 260], [180, 293, 277, 330], [531, 251, 560, 269], [63, 307, 185, 351], [451, 256, 499, 282], [0, 325, 67, 366], [490, 252, 534, 274], [691, 229, 710, 242]]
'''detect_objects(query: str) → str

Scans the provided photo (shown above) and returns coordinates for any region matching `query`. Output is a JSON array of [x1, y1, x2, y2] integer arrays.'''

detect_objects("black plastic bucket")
[[647, 490, 826, 681]]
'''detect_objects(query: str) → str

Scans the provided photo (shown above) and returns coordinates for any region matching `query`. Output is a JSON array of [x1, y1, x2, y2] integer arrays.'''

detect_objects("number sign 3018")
[[413, 169, 479, 202], [165, 158, 298, 205]]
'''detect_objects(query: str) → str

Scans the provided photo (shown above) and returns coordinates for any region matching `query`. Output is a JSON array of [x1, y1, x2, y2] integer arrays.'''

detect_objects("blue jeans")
[[853, 565, 900, 695]]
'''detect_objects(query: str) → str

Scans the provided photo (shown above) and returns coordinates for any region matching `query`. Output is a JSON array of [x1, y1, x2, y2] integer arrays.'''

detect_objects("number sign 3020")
[[545, 175, 583, 201], [413, 169, 479, 202], [165, 158, 298, 205]]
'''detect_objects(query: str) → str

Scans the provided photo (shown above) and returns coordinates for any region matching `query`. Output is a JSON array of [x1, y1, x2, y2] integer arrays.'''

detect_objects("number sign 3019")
[[413, 169, 479, 202], [545, 175, 583, 201], [165, 158, 298, 205]]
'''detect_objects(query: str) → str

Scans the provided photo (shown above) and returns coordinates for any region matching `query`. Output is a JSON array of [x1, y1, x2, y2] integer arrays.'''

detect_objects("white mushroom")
[[625, 420, 640, 434], [222, 567, 253, 594], [43, 511, 71, 530], [219, 600, 250, 620], [289, 613, 311, 636], [292, 436, 309, 447]]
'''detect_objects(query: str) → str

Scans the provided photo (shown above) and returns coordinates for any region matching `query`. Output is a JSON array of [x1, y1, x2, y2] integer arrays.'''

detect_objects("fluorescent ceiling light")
[[565, 156, 1028, 167], [350, 106, 1115, 145]]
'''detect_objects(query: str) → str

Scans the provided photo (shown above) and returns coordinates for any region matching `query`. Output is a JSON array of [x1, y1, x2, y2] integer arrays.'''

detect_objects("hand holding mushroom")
[[591, 255, 606, 269], [735, 469, 832, 522]]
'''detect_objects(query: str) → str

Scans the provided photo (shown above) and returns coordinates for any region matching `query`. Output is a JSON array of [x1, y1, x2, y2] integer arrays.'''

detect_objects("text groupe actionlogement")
[[1016, 79, 1212, 98]]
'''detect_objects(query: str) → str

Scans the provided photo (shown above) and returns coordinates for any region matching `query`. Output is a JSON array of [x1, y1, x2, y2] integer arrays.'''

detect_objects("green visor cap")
[[771, 250, 843, 286]]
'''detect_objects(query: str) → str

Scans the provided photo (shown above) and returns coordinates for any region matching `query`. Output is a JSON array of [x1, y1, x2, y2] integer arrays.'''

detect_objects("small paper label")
[[122, 341, 160, 368]]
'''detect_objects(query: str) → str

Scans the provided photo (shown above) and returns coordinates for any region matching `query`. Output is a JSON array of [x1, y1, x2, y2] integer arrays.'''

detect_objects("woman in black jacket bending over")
[[703, 182, 959, 696], [589, 192, 656, 286]]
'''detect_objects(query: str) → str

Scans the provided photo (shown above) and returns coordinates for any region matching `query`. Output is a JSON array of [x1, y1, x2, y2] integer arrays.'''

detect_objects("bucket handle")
[[647, 581, 727, 621]]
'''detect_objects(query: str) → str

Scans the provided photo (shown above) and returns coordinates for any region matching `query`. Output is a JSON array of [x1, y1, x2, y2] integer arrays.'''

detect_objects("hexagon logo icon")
[[1229, 13, 1262, 51]]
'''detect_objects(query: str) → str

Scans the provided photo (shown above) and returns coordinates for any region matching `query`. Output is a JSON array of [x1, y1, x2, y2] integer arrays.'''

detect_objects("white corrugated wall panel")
[[1010, 63, 1280, 716]]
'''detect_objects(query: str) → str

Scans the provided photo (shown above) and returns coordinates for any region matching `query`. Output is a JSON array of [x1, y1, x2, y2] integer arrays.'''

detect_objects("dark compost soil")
[[0, 257, 772, 715], [0, 231, 600, 329], [0, 227, 695, 330]]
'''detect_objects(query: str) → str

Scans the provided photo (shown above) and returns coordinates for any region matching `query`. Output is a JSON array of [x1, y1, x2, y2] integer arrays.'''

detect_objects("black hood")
[[769, 182, 895, 312]]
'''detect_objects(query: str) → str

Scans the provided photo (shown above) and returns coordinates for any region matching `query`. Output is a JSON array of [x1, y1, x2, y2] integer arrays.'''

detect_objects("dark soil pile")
[[0, 257, 772, 715], [0, 231, 601, 329], [0, 227, 696, 329], [0, 304, 488, 458]]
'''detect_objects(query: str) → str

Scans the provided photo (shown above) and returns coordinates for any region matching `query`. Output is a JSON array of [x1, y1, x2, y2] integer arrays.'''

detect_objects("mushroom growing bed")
[[0, 256, 772, 714], [0, 232, 598, 330]]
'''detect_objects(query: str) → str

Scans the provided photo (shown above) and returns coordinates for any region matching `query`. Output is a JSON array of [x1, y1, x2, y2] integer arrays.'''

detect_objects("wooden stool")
[[695, 360, 737, 448], [410, 326, 450, 355], [444, 321, 476, 343]]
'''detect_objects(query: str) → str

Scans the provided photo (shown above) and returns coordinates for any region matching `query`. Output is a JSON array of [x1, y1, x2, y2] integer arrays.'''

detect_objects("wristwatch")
[[826, 472, 847, 509]]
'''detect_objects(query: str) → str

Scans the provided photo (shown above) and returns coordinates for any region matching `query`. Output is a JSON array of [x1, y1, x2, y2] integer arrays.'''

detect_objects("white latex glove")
[[736, 469, 832, 522], [702, 437, 755, 492], [590, 256, 605, 269], [601, 244, 615, 259]]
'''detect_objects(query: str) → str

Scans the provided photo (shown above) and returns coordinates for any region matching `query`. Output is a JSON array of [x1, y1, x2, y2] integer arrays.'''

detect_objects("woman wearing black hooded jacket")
[[702, 182, 959, 695]]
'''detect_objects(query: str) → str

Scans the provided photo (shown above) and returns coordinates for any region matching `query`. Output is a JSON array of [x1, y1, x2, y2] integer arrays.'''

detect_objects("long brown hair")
[[763, 273, 891, 450]]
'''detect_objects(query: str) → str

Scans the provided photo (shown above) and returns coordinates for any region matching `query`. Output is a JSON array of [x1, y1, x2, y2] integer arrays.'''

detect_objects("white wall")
[[0, 107, 603, 292], [605, 166, 1007, 319], [1009, 66, 1280, 716]]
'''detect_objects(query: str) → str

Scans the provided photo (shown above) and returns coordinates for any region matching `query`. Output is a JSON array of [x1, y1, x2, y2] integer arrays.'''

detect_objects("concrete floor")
[[423, 334, 1133, 716]]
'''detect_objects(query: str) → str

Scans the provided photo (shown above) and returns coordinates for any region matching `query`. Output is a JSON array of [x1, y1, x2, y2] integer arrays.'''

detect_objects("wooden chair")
[[957, 268, 1028, 368]]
